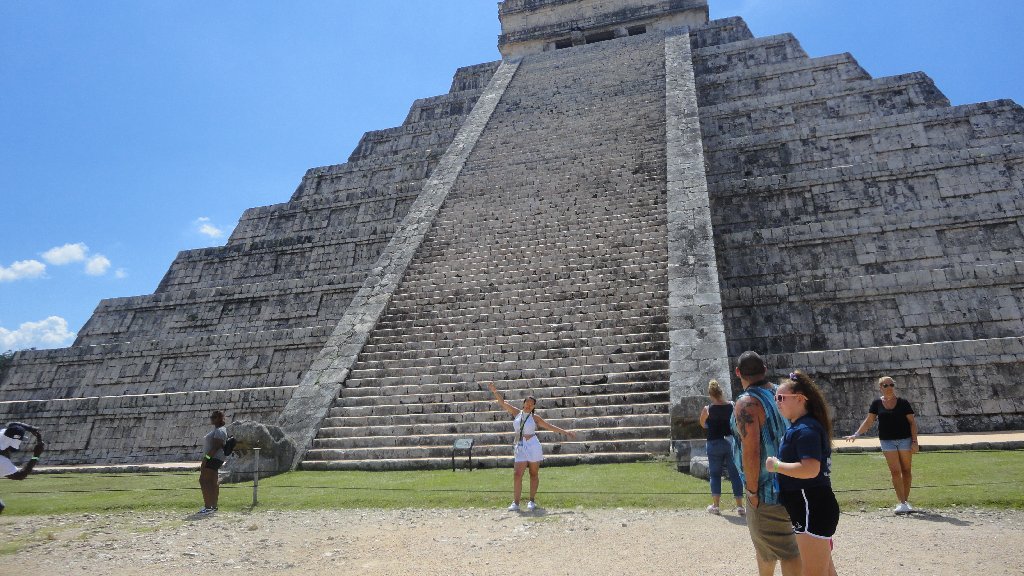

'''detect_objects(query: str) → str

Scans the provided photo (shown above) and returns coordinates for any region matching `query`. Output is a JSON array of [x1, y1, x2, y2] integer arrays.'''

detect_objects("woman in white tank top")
[[488, 383, 576, 512]]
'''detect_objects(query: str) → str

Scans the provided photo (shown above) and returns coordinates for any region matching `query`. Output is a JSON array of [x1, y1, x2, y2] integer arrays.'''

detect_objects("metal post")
[[252, 447, 260, 507]]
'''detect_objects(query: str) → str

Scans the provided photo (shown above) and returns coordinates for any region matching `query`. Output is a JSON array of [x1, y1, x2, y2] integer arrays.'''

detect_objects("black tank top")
[[706, 403, 733, 441]]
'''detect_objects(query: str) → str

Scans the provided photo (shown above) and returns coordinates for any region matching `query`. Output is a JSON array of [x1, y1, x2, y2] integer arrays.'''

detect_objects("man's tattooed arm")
[[734, 395, 765, 502]]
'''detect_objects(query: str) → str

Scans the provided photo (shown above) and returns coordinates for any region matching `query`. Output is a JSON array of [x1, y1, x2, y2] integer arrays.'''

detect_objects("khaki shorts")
[[745, 495, 800, 562]]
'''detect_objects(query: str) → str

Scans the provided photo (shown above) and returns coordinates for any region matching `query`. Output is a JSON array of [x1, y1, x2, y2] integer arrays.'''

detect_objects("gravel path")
[[3, 507, 1021, 575]]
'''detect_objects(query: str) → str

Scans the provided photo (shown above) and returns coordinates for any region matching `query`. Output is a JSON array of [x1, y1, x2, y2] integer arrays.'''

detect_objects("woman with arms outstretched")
[[843, 376, 919, 514], [487, 383, 576, 512]]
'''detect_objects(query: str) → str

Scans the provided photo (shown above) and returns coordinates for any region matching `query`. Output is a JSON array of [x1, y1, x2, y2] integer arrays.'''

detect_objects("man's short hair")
[[737, 351, 767, 377]]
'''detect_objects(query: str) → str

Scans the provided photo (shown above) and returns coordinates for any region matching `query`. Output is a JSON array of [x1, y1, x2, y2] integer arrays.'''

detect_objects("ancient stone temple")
[[2, 0, 1022, 471]]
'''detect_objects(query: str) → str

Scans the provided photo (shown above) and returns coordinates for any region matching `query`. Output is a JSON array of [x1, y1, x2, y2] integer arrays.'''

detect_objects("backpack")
[[223, 436, 237, 457]]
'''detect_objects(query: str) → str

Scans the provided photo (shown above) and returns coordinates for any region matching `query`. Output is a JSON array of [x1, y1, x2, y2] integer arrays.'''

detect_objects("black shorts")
[[779, 486, 840, 539], [203, 458, 224, 471]]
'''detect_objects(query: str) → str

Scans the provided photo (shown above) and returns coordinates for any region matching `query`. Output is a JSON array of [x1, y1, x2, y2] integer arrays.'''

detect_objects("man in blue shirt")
[[731, 351, 801, 576]]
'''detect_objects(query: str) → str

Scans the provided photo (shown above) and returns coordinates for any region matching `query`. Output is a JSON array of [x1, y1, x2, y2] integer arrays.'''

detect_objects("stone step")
[[365, 314, 668, 343], [323, 399, 667, 422], [300, 451, 661, 471], [316, 414, 669, 438], [347, 123, 466, 163], [376, 293, 663, 319], [411, 240, 667, 263], [699, 72, 949, 140], [693, 33, 808, 76], [704, 100, 1023, 170], [326, 396, 670, 421], [691, 17, 755, 51], [76, 277, 362, 345], [363, 330, 668, 353], [156, 226, 400, 292], [347, 356, 668, 380], [303, 438, 672, 462], [356, 339, 668, 364], [338, 377, 669, 405], [342, 374, 668, 397], [722, 260, 1024, 355], [765, 336, 1024, 435], [389, 279, 667, 305], [697, 53, 870, 106], [716, 207, 1024, 290], [351, 350, 669, 376], [403, 245, 668, 273], [378, 293, 669, 323], [718, 198, 1023, 255], [711, 139, 1023, 197], [390, 272, 667, 301], [336, 379, 669, 408], [313, 425, 670, 449], [708, 142, 1024, 233]]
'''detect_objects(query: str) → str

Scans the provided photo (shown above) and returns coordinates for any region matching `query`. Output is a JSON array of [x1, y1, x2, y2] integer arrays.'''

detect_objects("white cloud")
[[114, 268, 128, 279], [0, 260, 47, 283], [85, 255, 112, 276], [0, 316, 76, 351], [195, 216, 224, 238], [42, 242, 89, 265]]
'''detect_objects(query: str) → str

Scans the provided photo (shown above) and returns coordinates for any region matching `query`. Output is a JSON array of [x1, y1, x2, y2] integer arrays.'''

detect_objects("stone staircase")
[[302, 31, 673, 470]]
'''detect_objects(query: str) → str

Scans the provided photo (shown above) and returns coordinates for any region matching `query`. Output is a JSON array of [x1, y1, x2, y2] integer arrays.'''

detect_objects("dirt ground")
[[2, 506, 1021, 575]]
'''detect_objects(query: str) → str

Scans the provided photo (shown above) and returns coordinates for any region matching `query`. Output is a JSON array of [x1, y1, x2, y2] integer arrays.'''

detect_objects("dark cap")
[[737, 351, 767, 377], [3, 423, 26, 440]]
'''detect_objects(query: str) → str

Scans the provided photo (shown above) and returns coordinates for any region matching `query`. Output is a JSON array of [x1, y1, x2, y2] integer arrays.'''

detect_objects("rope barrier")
[[29, 448, 1020, 480], [3, 479, 1019, 497]]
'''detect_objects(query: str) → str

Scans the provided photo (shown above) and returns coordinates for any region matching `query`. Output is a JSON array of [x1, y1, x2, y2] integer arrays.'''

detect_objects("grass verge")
[[0, 450, 1020, 516]]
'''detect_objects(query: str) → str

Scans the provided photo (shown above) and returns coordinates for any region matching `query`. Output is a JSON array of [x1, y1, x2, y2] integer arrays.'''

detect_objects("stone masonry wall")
[[0, 63, 501, 465], [692, 18, 1024, 434]]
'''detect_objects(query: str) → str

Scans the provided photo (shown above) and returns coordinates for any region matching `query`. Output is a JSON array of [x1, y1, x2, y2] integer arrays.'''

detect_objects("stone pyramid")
[[1, 0, 1021, 472]]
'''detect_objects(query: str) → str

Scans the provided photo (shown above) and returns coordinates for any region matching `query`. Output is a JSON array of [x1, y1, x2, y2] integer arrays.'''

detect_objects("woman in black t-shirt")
[[844, 376, 919, 515]]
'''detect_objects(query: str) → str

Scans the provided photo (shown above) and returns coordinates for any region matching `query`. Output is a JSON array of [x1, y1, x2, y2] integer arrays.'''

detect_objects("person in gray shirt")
[[198, 411, 228, 515]]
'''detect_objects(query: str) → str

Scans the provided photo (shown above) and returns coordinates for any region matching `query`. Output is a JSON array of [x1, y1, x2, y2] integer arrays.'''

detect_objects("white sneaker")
[[507, 502, 520, 512], [198, 507, 215, 515], [706, 504, 721, 515], [894, 502, 911, 514], [736, 506, 746, 517], [526, 501, 537, 512], [904, 502, 914, 513]]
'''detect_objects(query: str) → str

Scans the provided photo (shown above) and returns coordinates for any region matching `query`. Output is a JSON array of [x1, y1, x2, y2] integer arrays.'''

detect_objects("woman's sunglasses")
[[776, 393, 806, 403], [880, 383, 895, 388]]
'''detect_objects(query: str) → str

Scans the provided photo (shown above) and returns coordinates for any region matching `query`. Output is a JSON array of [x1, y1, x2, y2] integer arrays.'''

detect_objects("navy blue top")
[[777, 414, 832, 491], [705, 403, 733, 441]]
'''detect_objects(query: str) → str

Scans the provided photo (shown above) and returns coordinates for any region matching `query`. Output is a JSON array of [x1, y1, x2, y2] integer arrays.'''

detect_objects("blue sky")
[[2, 0, 1022, 351]]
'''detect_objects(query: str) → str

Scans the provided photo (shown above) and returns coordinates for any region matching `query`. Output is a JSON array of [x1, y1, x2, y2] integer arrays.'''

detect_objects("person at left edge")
[[1, 422, 46, 514]]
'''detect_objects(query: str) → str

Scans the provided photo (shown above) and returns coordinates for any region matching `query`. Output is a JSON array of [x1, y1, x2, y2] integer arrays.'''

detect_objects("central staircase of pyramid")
[[302, 32, 673, 471]]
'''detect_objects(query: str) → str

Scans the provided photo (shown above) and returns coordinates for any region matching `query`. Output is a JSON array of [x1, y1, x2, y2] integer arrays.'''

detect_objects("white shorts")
[[514, 437, 544, 463]]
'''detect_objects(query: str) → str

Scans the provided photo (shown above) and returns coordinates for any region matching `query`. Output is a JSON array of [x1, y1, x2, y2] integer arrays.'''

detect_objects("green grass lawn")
[[1, 451, 1021, 516]]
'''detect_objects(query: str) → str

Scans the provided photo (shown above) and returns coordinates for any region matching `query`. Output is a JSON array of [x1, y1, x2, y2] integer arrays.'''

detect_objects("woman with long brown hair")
[[766, 371, 840, 576]]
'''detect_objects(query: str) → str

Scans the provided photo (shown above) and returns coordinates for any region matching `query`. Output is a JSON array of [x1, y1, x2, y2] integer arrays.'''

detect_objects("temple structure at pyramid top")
[[498, 0, 709, 58], [1, 0, 1021, 475]]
